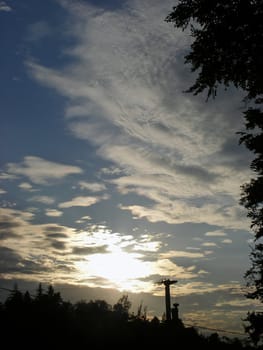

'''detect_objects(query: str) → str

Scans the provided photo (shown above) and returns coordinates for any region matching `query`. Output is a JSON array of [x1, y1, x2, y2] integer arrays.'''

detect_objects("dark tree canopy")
[[166, 0, 263, 344], [0, 284, 250, 349], [166, 0, 263, 101]]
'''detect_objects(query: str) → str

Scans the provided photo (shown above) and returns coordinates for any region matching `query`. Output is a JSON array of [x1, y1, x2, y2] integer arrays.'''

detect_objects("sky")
[[0, 0, 261, 336]]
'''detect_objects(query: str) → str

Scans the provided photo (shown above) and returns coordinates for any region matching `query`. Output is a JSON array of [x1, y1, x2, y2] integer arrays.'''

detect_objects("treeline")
[[0, 284, 255, 349]]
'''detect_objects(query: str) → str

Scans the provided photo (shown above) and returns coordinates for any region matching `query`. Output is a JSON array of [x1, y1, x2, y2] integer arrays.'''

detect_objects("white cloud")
[[27, 0, 252, 232], [58, 195, 106, 208], [119, 201, 249, 230], [205, 230, 227, 237], [18, 182, 34, 191], [6, 156, 83, 184], [221, 239, 233, 244], [160, 250, 204, 259], [45, 209, 63, 217], [0, 188, 7, 194], [78, 181, 106, 192], [201, 242, 218, 247]]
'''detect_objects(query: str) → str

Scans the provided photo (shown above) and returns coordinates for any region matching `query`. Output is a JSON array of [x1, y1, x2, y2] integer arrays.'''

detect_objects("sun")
[[77, 248, 153, 292]]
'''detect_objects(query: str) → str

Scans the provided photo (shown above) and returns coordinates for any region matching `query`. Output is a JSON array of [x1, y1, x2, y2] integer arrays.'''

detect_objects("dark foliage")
[[0, 284, 251, 349], [166, 0, 263, 344], [166, 0, 263, 100]]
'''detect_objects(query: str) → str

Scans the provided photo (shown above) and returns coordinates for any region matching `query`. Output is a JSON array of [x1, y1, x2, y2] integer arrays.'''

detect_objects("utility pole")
[[159, 279, 177, 322]]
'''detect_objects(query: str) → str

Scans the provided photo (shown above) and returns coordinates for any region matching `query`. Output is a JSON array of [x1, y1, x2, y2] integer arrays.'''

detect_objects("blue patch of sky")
[[0, 0, 104, 167]]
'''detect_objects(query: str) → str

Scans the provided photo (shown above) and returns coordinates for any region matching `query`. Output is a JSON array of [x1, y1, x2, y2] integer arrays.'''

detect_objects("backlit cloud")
[[45, 209, 63, 217], [18, 182, 34, 191], [160, 250, 205, 259], [6, 156, 83, 184], [27, 0, 252, 232], [58, 195, 107, 208], [205, 230, 227, 237], [1, 0, 251, 334]]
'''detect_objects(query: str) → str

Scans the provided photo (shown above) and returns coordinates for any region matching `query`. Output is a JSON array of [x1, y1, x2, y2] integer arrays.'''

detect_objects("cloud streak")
[[26, 0, 252, 232], [6, 156, 83, 184], [58, 195, 107, 208]]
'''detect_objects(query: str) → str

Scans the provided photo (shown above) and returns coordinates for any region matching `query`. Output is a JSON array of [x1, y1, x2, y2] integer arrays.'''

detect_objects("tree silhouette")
[[166, 1, 263, 343], [113, 294, 131, 321]]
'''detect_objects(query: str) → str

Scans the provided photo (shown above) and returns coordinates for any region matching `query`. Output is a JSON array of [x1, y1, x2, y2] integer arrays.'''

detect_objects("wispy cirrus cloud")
[[27, 0, 251, 232], [26, 21, 51, 42], [160, 250, 205, 259]]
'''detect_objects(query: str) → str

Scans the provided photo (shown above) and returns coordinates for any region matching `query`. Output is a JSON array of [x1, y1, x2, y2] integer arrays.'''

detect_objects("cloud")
[[78, 181, 106, 192], [26, 21, 51, 42], [0, 1, 12, 12], [29, 195, 55, 205], [58, 195, 106, 208], [119, 202, 248, 230], [27, 0, 252, 233], [221, 239, 233, 244], [6, 156, 83, 184], [0, 188, 7, 194], [0, 172, 17, 180], [201, 242, 218, 247], [160, 250, 205, 259], [205, 230, 227, 237], [72, 245, 108, 255], [45, 209, 63, 217], [75, 215, 91, 223], [18, 182, 34, 191], [0, 208, 34, 241]]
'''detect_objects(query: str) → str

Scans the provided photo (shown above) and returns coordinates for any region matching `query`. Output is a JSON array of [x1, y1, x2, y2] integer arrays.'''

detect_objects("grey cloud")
[[0, 1, 12, 12], [0, 246, 49, 275], [0, 230, 18, 240], [26, 21, 51, 42], [216, 137, 252, 171], [0, 246, 21, 272], [50, 240, 66, 250], [43, 224, 68, 234], [28, 195, 55, 204], [46, 232, 68, 239], [0, 217, 21, 230], [175, 164, 219, 183], [72, 245, 108, 255], [0, 214, 23, 240]]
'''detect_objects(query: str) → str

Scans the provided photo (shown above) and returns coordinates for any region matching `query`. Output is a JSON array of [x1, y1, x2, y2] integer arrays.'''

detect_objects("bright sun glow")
[[77, 248, 153, 292]]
